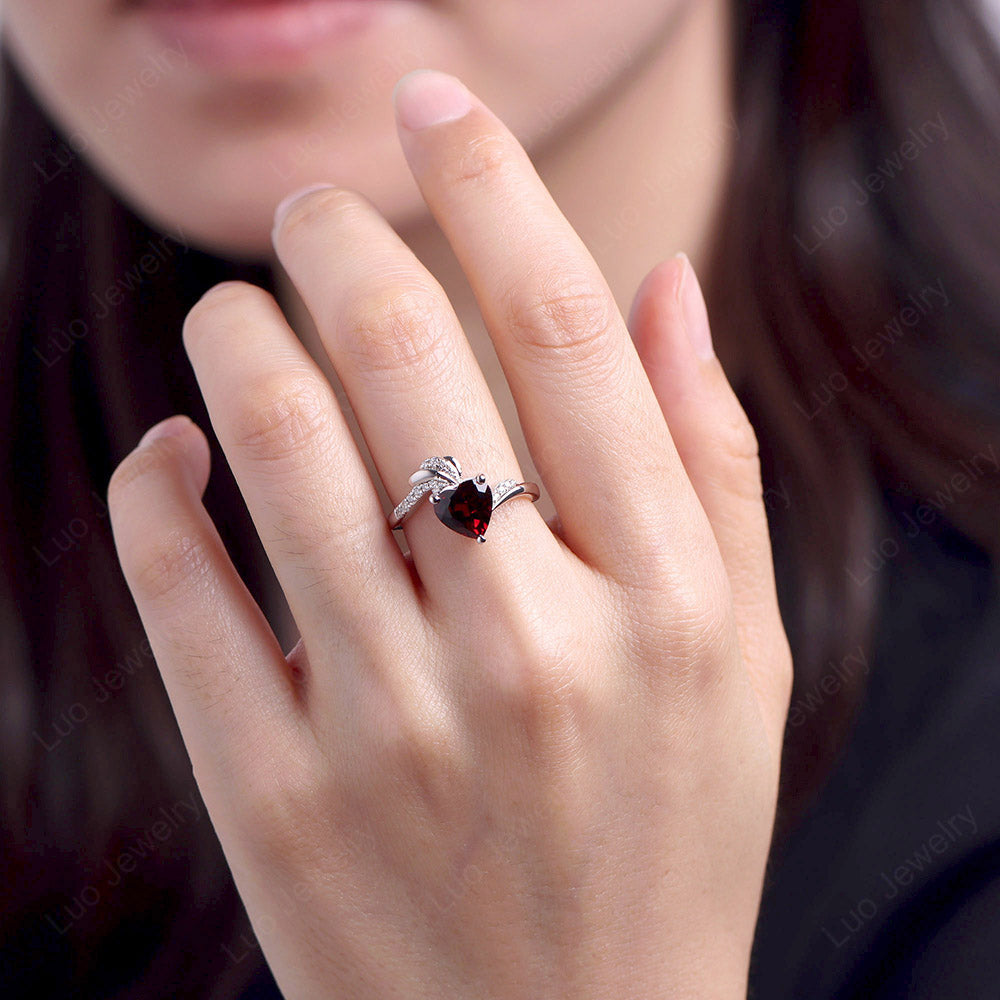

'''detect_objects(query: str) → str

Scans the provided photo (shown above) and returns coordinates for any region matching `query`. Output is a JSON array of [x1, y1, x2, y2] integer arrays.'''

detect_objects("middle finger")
[[391, 70, 708, 585]]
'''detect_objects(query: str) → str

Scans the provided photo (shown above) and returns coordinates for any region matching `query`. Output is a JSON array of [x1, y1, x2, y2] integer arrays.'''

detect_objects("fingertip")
[[627, 257, 691, 386], [626, 256, 685, 340], [136, 415, 212, 498], [675, 252, 715, 361], [392, 68, 474, 132], [138, 413, 195, 449]]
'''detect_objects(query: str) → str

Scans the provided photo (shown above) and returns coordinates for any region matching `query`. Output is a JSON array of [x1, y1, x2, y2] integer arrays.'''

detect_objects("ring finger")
[[270, 184, 563, 600]]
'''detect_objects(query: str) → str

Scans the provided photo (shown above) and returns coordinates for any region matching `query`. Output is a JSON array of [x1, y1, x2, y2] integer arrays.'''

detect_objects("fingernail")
[[675, 252, 715, 360], [393, 69, 473, 131], [138, 415, 192, 449], [273, 182, 337, 235]]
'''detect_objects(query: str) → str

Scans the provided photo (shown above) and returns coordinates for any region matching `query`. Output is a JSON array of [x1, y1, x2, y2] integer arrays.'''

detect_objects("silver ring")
[[388, 456, 540, 543]]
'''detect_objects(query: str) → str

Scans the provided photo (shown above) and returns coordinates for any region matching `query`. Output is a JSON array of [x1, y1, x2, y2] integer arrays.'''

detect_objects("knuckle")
[[706, 397, 766, 506], [233, 750, 322, 864], [440, 130, 512, 188], [129, 527, 216, 608], [775, 632, 795, 712], [183, 281, 274, 353], [376, 707, 464, 793], [625, 558, 733, 672], [722, 406, 762, 469], [275, 186, 367, 242], [477, 611, 601, 735], [503, 273, 622, 366], [346, 677, 472, 820], [668, 571, 732, 656], [343, 284, 456, 384], [506, 641, 580, 709], [230, 370, 335, 469]]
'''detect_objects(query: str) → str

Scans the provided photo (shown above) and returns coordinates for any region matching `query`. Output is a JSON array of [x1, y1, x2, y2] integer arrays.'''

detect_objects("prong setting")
[[388, 456, 540, 538]]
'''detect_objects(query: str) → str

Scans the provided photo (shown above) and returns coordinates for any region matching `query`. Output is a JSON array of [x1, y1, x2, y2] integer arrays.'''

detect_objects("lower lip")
[[138, 0, 404, 70]]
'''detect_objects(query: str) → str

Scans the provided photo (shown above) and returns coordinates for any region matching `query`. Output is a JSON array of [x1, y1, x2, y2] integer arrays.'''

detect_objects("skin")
[[5, 0, 740, 564], [7, 1, 791, 996]]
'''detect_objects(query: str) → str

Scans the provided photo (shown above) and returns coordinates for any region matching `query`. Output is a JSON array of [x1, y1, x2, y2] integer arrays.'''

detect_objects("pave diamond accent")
[[418, 456, 461, 483], [493, 479, 520, 505], [391, 477, 443, 525]]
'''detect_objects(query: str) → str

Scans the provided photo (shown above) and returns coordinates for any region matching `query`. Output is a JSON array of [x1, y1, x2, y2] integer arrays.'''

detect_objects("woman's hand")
[[108, 69, 792, 1000]]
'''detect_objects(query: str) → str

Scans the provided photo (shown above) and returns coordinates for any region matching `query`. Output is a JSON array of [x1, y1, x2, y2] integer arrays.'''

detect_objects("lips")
[[134, 0, 405, 71], [140, 0, 370, 9]]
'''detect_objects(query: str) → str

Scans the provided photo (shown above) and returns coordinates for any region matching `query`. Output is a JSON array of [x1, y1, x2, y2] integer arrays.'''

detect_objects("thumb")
[[628, 253, 792, 758]]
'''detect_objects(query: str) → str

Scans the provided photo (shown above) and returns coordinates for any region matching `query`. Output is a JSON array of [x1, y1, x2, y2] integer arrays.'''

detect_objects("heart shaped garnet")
[[433, 478, 493, 541]]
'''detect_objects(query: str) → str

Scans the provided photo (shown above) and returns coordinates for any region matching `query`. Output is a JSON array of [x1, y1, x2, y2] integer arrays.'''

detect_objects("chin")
[[109, 168, 417, 265]]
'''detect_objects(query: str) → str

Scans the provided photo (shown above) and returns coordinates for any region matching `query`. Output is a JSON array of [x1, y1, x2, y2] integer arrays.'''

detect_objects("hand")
[[108, 69, 792, 1000]]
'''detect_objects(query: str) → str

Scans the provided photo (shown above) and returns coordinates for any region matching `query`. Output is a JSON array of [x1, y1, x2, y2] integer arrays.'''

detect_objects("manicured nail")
[[138, 415, 192, 449], [675, 252, 715, 360], [393, 69, 473, 131], [272, 182, 337, 235]]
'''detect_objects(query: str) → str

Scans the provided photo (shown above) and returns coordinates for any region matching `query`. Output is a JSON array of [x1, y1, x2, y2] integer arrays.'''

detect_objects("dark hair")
[[2, 1, 998, 994], [710, 0, 1000, 838]]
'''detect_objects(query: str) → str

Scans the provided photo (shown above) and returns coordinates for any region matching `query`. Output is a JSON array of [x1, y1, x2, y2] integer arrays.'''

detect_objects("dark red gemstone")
[[434, 479, 492, 540]]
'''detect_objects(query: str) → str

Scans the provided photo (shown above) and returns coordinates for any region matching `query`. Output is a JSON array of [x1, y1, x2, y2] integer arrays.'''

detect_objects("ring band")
[[388, 456, 540, 543]]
